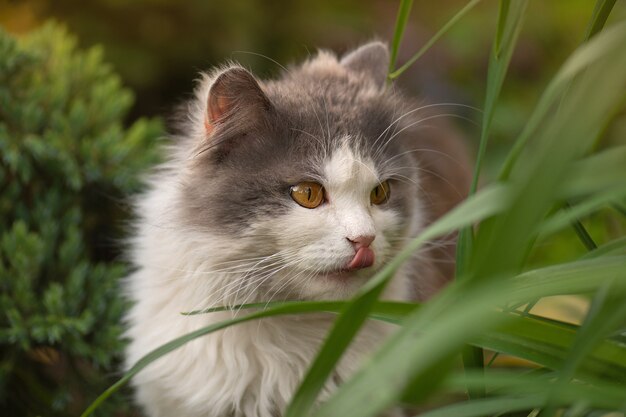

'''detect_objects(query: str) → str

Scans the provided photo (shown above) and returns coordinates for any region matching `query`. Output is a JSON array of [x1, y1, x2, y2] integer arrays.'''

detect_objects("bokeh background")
[[1, 1, 621, 126], [3, 1, 625, 176], [1, 0, 625, 415]]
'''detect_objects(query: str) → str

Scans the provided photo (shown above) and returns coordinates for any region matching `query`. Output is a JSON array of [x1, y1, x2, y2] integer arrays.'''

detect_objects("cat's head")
[[176, 42, 427, 301]]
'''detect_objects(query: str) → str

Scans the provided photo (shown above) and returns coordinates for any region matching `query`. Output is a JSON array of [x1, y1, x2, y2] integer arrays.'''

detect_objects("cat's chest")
[[134, 311, 377, 417]]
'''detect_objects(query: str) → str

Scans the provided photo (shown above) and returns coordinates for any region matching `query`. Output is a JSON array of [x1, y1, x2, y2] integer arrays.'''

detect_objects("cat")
[[124, 41, 471, 417]]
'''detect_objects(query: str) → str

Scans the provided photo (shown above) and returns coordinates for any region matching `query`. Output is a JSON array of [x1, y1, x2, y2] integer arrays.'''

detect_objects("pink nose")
[[347, 235, 375, 250], [346, 235, 375, 270]]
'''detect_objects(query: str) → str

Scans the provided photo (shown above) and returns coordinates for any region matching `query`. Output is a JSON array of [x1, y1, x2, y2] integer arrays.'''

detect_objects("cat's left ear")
[[340, 41, 389, 87], [204, 66, 272, 135]]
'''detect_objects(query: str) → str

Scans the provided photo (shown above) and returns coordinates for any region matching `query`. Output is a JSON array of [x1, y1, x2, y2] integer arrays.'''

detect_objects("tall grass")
[[83, 1, 626, 416]]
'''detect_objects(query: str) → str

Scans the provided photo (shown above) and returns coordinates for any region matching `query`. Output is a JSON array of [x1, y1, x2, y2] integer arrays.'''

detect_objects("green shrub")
[[0, 23, 162, 416]]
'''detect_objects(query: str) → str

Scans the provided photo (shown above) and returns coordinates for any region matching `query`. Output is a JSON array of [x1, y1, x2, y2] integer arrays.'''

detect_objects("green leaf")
[[459, 0, 528, 398], [472, 21, 626, 284], [476, 314, 626, 382], [581, 236, 626, 259], [583, 0, 617, 41], [309, 254, 626, 417], [388, 0, 414, 77], [388, 0, 483, 80], [561, 146, 626, 197], [537, 187, 626, 237]]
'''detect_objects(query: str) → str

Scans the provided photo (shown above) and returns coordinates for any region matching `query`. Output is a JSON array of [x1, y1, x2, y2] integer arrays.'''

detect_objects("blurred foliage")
[[0, 23, 162, 416], [1, 1, 624, 189]]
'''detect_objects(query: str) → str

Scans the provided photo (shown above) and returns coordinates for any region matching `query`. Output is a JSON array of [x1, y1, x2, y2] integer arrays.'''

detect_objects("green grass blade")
[[584, 0, 618, 41], [561, 146, 626, 197], [434, 371, 626, 415], [461, 345, 486, 399], [460, 0, 528, 398], [472, 22, 626, 282], [476, 314, 626, 381], [539, 2, 625, 374], [388, 0, 483, 80], [449, 371, 626, 407], [182, 300, 420, 320], [310, 282, 510, 417], [581, 236, 626, 259], [499, 9, 626, 181], [388, 0, 414, 77], [420, 395, 545, 417], [553, 283, 626, 377], [510, 256, 626, 300], [309, 254, 626, 417], [471, 0, 528, 195], [566, 202, 598, 250], [537, 187, 626, 237], [456, 0, 527, 286]]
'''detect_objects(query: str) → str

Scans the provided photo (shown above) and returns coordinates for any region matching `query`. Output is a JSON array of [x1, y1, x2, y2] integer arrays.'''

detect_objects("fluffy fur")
[[125, 42, 471, 417]]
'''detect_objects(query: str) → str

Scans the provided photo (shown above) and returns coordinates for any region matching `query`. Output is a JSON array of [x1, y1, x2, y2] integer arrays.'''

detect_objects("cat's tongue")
[[346, 247, 375, 270]]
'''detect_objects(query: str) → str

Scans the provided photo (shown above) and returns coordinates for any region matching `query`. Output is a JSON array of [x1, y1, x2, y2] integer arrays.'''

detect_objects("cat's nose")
[[345, 235, 376, 270], [347, 235, 375, 250]]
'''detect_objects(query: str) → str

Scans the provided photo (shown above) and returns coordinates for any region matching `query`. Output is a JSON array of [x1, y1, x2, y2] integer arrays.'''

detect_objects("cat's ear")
[[340, 41, 389, 87], [204, 66, 272, 134]]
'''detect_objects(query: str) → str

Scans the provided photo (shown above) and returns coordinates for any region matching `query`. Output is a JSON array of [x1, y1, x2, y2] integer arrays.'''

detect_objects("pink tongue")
[[346, 247, 375, 270]]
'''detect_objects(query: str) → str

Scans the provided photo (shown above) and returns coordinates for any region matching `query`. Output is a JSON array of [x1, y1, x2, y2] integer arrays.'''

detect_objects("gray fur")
[[180, 46, 418, 236], [340, 41, 390, 87]]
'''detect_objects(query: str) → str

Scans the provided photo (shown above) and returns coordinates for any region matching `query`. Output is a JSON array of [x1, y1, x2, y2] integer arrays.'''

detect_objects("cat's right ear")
[[204, 67, 272, 135], [340, 42, 389, 88]]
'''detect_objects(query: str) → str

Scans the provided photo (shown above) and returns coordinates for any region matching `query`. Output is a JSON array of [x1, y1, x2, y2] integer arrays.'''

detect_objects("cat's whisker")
[[222, 254, 299, 303], [374, 113, 474, 159], [213, 261, 285, 304], [386, 163, 464, 197], [234, 261, 297, 316], [370, 102, 480, 155], [231, 51, 290, 73], [308, 94, 331, 157], [190, 250, 302, 312], [133, 254, 291, 289], [387, 173, 418, 186], [322, 95, 332, 142], [130, 260, 277, 290], [415, 167, 467, 199], [259, 264, 309, 310], [291, 128, 325, 148], [383, 147, 468, 169]]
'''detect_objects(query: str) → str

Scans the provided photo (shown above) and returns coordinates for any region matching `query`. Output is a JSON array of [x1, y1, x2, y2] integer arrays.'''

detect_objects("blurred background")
[[3, 0, 625, 279], [1, 0, 625, 415], [1, 1, 621, 126], [3, 0, 625, 176]]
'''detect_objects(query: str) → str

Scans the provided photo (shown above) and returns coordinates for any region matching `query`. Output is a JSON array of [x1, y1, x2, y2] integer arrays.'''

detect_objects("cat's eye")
[[290, 182, 324, 209], [370, 180, 390, 205]]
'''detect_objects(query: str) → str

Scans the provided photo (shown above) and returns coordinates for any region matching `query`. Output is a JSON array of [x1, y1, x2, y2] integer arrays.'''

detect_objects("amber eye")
[[290, 182, 324, 209], [370, 180, 390, 205]]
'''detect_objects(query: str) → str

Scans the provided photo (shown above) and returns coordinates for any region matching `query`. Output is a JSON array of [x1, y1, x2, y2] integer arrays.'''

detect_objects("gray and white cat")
[[125, 42, 471, 417]]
